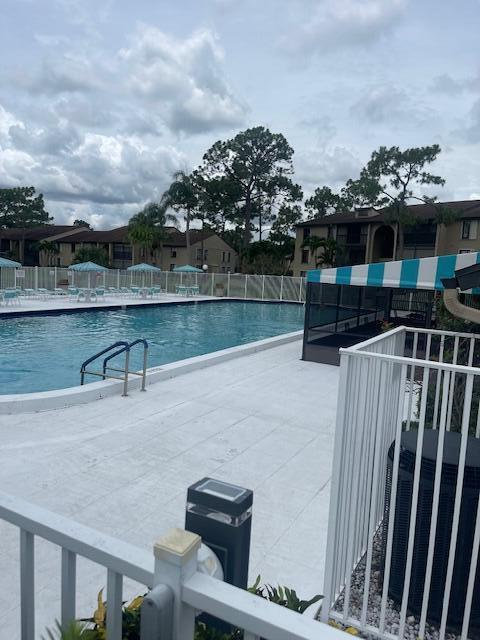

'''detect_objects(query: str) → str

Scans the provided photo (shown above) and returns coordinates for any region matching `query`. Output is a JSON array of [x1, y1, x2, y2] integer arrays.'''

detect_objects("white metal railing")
[[0, 267, 307, 302], [322, 325, 480, 640], [0, 491, 153, 640], [0, 491, 343, 640]]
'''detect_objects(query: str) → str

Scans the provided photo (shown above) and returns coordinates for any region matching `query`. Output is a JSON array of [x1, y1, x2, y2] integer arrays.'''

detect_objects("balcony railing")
[[322, 326, 480, 640]]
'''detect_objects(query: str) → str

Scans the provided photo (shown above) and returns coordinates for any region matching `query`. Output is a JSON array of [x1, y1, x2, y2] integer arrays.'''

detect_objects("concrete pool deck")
[[0, 292, 217, 316], [0, 340, 338, 636]]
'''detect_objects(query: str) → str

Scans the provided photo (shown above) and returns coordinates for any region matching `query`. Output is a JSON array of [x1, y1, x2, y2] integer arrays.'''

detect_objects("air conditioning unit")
[[382, 430, 480, 630]]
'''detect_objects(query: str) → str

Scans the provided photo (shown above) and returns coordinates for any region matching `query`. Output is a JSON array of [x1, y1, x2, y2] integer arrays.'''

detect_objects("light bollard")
[[185, 478, 253, 632], [185, 477, 253, 590]]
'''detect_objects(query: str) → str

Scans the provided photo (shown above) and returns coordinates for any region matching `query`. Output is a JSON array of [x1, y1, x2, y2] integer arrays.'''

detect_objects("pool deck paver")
[[0, 292, 216, 315], [0, 340, 338, 637]]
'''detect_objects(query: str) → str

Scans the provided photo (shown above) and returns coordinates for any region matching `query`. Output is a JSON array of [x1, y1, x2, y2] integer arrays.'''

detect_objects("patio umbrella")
[[127, 262, 161, 286], [173, 265, 203, 273], [0, 256, 22, 289], [69, 261, 108, 288], [0, 257, 21, 268]]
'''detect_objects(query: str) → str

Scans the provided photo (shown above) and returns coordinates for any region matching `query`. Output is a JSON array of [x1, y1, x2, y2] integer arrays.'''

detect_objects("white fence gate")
[[323, 326, 480, 640]]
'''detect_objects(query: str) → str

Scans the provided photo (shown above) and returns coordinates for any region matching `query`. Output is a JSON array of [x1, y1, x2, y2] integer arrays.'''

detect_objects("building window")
[[301, 249, 309, 264], [227, 266, 231, 273], [71, 243, 76, 253], [300, 271, 307, 277], [227, 252, 231, 262], [170, 263, 175, 271], [459, 249, 473, 254], [171, 248, 177, 257], [196, 248, 202, 260], [303, 227, 311, 240], [113, 243, 132, 261], [462, 220, 478, 240], [222, 251, 226, 262]]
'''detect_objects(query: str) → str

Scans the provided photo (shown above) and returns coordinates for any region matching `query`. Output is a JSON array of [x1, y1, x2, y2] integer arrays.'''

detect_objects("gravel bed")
[[321, 530, 469, 640]]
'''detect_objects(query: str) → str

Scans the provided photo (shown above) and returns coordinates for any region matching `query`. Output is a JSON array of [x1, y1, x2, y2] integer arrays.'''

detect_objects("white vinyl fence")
[[0, 267, 306, 302], [0, 491, 345, 640], [323, 326, 480, 640]]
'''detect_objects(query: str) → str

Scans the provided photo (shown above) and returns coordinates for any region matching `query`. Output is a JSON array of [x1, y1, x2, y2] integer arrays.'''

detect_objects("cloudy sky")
[[0, 0, 479, 229]]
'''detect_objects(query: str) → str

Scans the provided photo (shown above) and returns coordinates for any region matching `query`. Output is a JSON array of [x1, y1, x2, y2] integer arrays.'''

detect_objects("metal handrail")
[[102, 338, 149, 392], [80, 341, 129, 384], [80, 339, 148, 396]]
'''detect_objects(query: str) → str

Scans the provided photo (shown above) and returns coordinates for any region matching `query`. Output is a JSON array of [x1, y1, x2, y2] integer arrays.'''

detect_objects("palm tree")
[[127, 202, 176, 264], [161, 171, 198, 256], [37, 240, 59, 266], [317, 237, 338, 267], [302, 236, 338, 267]]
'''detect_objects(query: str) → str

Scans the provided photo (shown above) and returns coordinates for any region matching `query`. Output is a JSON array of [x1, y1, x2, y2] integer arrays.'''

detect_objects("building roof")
[[297, 199, 480, 227], [0, 224, 234, 250], [0, 225, 81, 240], [55, 226, 217, 247], [57, 226, 130, 243]]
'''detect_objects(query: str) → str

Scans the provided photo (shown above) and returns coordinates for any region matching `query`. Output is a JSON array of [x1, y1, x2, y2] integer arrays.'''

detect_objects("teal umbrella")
[[173, 264, 203, 273], [127, 263, 161, 286], [127, 263, 161, 272], [0, 257, 21, 289], [69, 261, 108, 288], [0, 257, 21, 268]]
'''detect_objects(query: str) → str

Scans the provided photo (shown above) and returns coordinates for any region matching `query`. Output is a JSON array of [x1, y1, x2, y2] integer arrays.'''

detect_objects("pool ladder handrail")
[[80, 339, 149, 396]]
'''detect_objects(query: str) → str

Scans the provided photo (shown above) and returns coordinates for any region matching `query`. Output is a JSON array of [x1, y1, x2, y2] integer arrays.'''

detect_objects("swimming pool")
[[0, 301, 304, 394]]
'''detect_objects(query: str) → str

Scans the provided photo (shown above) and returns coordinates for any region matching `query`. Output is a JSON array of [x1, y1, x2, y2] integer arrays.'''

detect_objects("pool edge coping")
[[0, 330, 303, 414]]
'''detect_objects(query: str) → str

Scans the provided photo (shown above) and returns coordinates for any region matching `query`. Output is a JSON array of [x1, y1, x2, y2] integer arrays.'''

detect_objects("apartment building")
[[293, 199, 480, 276], [0, 225, 238, 273]]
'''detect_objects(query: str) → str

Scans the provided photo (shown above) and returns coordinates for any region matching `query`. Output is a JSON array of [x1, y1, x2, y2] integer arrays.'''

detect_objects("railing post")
[[123, 349, 130, 397], [227, 272, 230, 297], [298, 277, 303, 302], [165, 270, 168, 293], [117, 269, 120, 289], [321, 352, 350, 622], [244, 274, 248, 299], [153, 528, 200, 640], [211, 272, 215, 296], [141, 345, 148, 391], [261, 275, 265, 300], [107, 569, 123, 640], [61, 549, 76, 630], [280, 276, 284, 301], [34, 266, 38, 291], [20, 529, 35, 640], [54, 266, 57, 288]]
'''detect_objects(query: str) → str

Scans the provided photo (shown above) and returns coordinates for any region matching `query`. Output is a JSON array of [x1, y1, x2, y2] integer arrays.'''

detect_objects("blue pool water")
[[0, 301, 304, 394]]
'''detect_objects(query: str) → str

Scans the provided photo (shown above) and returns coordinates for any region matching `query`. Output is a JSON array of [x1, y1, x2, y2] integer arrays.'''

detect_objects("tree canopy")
[[199, 126, 303, 254], [127, 202, 176, 258], [73, 219, 92, 229], [342, 145, 451, 225], [73, 246, 109, 267], [161, 171, 199, 251], [0, 186, 52, 228]]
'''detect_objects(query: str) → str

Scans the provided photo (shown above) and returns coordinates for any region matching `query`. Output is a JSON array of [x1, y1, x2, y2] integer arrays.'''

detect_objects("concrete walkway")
[[0, 292, 215, 315], [0, 340, 339, 636]]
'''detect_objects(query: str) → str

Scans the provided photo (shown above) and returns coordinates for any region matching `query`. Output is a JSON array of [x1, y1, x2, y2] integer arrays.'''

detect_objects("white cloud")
[[350, 84, 434, 126], [296, 146, 362, 191], [280, 0, 407, 56], [119, 26, 247, 134]]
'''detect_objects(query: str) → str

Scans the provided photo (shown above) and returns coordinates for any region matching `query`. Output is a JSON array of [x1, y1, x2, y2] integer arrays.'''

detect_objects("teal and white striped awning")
[[307, 252, 480, 291]]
